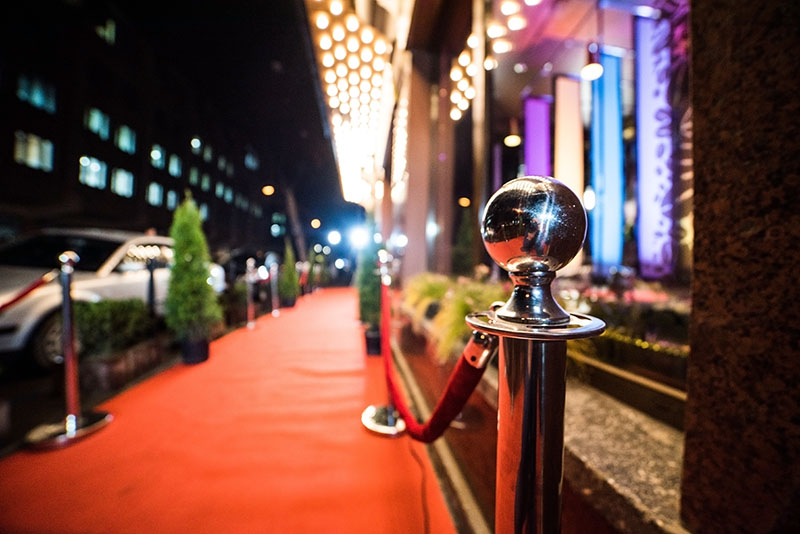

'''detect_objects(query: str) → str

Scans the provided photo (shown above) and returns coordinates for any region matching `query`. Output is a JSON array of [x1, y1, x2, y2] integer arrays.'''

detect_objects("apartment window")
[[217, 156, 226, 171], [150, 144, 165, 169], [215, 182, 225, 198], [203, 145, 213, 162], [95, 18, 116, 45], [17, 75, 56, 114], [167, 190, 178, 210], [168, 154, 182, 177], [226, 162, 234, 177], [188, 167, 199, 185], [14, 131, 54, 171], [84, 108, 110, 140], [78, 156, 107, 189], [244, 152, 259, 171], [199, 203, 209, 221], [224, 186, 233, 203], [110, 168, 134, 198], [114, 125, 136, 154], [201, 173, 211, 191], [146, 182, 164, 206]]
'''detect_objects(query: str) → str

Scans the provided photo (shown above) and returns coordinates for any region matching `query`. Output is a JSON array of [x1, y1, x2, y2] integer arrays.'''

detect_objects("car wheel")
[[30, 313, 82, 369]]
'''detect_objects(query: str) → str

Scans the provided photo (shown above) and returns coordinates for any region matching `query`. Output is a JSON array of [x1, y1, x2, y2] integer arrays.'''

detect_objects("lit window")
[[84, 107, 110, 140], [168, 154, 182, 177], [203, 145, 213, 162], [226, 162, 234, 177], [224, 186, 233, 203], [244, 152, 259, 170], [95, 19, 116, 44], [217, 156, 226, 171], [17, 75, 56, 114], [150, 144, 165, 168], [115, 125, 136, 154], [78, 155, 107, 189], [110, 168, 134, 197], [167, 190, 178, 210], [201, 173, 211, 191], [14, 131, 54, 172], [234, 195, 249, 211], [188, 167, 199, 185], [199, 203, 209, 221], [146, 182, 163, 206], [215, 182, 225, 198]]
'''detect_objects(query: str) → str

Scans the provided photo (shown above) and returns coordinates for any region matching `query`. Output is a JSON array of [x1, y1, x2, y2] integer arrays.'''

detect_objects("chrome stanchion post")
[[270, 261, 280, 317], [246, 257, 256, 329], [26, 251, 112, 449], [361, 251, 406, 437], [146, 257, 156, 317], [466, 177, 605, 533]]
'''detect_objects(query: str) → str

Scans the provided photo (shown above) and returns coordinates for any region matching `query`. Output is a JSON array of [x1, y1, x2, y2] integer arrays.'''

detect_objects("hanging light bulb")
[[315, 12, 330, 30], [580, 42, 604, 81], [345, 14, 360, 32], [507, 14, 527, 31], [581, 3, 605, 81], [503, 118, 522, 147]]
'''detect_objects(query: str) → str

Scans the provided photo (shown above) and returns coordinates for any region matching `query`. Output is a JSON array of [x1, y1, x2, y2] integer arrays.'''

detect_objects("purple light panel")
[[524, 97, 551, 176], [636, 17, 674, 278]]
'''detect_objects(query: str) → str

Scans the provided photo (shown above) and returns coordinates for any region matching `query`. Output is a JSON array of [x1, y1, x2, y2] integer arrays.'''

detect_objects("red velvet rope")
[[0, 269, 58, 314], [380, 279, 488, 443]]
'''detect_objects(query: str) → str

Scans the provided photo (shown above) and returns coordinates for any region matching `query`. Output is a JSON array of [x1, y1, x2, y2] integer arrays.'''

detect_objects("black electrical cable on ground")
[[407, 438, 430, 534]]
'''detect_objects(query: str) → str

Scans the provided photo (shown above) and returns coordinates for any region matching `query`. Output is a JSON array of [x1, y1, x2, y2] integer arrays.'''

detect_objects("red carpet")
[[0, 288, 455, 534]]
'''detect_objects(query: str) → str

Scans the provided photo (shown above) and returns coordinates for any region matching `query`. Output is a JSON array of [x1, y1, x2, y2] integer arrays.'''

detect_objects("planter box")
[[80, 335, 172, 392]]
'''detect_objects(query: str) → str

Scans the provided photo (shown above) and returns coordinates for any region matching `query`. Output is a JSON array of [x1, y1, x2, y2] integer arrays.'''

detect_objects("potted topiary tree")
[[165, 192, 223, 364], [278, 239, 299, 307], [355, 230, 382, 355]]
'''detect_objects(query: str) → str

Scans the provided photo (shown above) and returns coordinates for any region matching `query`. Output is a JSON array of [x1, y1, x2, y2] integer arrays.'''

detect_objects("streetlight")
[[327, 230, 342, 245], [348, 226, 369, 249]]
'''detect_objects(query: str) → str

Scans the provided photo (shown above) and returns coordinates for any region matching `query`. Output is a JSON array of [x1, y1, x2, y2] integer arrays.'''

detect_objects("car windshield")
[[0, 234, 122, 271]]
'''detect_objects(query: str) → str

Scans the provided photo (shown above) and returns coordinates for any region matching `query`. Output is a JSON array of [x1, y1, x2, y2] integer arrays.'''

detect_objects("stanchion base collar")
[[361, 405, 406, 437], [25, 411, 113, 450]]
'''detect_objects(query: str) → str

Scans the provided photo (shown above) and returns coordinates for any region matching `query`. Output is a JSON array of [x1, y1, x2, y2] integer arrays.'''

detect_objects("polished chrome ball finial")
[[482, 176, 586, 274], [481, 176, 587, 325]]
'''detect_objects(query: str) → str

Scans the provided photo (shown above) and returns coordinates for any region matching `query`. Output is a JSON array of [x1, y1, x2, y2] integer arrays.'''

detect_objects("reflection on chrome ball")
[[482, 176, 586, 273]]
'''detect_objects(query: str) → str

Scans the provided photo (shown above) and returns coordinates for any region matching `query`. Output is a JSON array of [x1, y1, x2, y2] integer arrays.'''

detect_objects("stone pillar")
[[432, 51, 455, 275], [681, 2, 800, 533], [400, 60, 433, 282]]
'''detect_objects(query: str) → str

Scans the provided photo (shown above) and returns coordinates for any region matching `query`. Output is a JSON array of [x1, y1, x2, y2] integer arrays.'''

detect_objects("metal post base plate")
[[361, 405, 406, 437], [25, 411, 113, 450]]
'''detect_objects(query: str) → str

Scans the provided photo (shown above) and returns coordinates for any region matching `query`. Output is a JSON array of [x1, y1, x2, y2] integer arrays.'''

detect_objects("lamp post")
[[466, 176, 604, 533]]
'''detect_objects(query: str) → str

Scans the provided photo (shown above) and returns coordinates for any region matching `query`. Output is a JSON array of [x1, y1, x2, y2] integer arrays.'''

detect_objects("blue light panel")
[[590, 52, 625, 273]]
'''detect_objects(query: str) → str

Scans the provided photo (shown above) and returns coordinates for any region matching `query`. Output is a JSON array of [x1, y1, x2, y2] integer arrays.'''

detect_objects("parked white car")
[[0, 228, 225, 368]]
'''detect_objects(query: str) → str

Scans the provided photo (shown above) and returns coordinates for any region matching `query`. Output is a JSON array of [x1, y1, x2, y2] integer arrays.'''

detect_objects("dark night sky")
[[110, 0, 356, 227]]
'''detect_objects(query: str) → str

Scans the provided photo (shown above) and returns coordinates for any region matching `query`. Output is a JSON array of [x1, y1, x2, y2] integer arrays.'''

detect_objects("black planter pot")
[[280, 296, 297, 308], [181, 338, 209, 364], [365, 328, 381, 356]]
